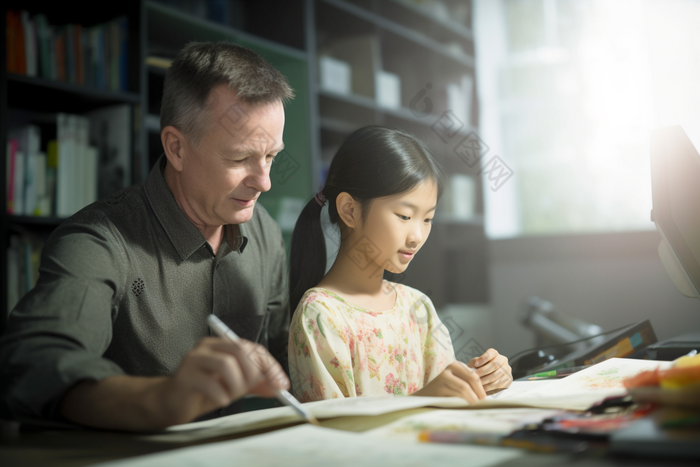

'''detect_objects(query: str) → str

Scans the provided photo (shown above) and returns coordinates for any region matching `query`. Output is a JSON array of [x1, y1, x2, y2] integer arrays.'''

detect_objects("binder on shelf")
[[35, 14, 51, 79], [20, 11, 37, 77], [6, 139, 18, 214], [56, 114, 73, 217]]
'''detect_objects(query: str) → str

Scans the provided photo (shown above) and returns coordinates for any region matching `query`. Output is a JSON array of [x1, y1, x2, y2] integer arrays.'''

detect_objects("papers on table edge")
[[102, 425, 524, 467]]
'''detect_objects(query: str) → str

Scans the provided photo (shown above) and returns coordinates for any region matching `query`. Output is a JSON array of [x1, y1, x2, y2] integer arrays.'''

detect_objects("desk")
[[1, 407, 699, 467]]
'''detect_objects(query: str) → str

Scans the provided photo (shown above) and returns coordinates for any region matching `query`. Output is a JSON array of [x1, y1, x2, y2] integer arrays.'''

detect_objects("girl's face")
[[355, 180, 437, 274]]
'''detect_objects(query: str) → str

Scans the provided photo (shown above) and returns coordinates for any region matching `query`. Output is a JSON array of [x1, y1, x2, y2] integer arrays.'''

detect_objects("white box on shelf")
[[446, 74, 473, 127], [451, 174, 476, 221], [438, 173, 476, 221], [375, 70, 401, 109], [319, 55, 351, 95]]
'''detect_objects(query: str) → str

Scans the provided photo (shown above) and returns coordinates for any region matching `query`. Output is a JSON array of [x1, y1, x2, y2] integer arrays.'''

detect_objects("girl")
[[288, 126, 512, 403]]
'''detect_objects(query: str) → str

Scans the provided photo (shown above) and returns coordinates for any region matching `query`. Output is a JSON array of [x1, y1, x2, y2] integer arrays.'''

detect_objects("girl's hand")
[[409, 362, 487, 403], [467, 348, 513, 395]]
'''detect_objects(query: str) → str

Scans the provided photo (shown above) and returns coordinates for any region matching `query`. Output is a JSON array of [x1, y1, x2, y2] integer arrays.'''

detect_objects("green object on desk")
[[533, 370, 558, 378], [532, 364, 592, 378]]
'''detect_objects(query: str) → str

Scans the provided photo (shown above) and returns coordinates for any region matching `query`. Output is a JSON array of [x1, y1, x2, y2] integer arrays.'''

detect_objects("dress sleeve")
[[288, 297, 355, 402], [414, 292, 457, 387]]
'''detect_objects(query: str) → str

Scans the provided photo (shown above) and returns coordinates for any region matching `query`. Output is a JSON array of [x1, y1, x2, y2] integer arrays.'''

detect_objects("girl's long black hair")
[[288, 126, 445, 315]]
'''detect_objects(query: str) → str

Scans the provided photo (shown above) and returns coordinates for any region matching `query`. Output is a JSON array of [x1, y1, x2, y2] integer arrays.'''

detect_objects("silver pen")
[[206, 314, 320, 426]]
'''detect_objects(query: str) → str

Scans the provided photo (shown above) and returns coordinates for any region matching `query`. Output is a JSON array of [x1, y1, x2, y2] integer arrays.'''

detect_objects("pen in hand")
[[206, 314, 321, 426]]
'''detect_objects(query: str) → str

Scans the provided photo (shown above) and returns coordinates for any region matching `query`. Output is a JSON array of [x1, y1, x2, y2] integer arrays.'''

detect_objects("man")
[[0, 42, 293, 431]]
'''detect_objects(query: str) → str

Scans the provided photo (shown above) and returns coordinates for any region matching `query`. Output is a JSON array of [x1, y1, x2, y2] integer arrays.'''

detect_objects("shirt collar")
[[144, 154, 248, 261]]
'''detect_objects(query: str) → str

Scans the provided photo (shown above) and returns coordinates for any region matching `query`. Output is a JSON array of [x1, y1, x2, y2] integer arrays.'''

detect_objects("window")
[[474, 0, 700, 238]]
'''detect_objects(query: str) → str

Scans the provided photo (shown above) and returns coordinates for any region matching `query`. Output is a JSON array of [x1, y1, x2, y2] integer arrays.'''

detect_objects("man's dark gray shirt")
[[0, 155, 289, 425]]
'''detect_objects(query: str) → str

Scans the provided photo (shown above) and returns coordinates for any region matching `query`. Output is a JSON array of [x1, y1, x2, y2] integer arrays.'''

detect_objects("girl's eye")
[[425, 218, 434, 224], [397, 214, 410, 221]]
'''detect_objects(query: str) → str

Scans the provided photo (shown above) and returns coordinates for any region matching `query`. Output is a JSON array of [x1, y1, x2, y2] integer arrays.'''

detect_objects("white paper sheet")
[[366, 407, 562, 442], [99, 424, 522, 467], [474, 358, 672, 411]]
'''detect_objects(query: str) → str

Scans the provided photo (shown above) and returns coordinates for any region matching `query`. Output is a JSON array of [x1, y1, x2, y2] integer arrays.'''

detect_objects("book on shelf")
[[6, 234, 43, 313], [5, 108, 130, 218], [5, 10, 26, 75], [5, 10, 129, 92], [145, 56, 174, 69]]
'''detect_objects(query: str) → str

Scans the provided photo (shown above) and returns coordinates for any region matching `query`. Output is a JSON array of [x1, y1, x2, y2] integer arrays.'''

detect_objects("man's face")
[[179, 84, 285, 226]]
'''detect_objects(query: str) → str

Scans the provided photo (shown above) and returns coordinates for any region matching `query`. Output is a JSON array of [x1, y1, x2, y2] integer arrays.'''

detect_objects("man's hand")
[[409, 362, 487, 403], [467, 348, 513, 395], [60, 337, 288, 431], [154, 337, 288, 426]]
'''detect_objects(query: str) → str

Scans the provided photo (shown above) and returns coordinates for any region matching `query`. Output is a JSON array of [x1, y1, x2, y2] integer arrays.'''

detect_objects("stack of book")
[[6, 104, 131, 218], [5, 10, 129, 92], [6, 234, 42, 313]]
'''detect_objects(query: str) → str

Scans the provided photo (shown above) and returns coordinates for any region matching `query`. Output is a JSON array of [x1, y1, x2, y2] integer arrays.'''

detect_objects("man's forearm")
[[60, 375, 172, 431]]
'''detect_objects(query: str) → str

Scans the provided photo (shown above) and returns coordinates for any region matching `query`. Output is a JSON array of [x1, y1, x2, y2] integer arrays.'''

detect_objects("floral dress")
[[288, 280, 456, 402]]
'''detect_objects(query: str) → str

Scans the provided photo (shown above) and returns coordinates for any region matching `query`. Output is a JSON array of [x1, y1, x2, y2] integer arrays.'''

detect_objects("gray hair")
[[161, 41, 295, 145]]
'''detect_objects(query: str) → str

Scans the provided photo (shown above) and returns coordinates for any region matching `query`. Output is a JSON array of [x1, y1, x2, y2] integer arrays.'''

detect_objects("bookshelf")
[[310, 0, 487, 307], [2, 0, 487, 333], [2, 1, 145, 335]]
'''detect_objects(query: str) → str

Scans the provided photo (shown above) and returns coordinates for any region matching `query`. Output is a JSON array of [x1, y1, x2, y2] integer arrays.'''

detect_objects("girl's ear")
[[336, 192, 361, 230]]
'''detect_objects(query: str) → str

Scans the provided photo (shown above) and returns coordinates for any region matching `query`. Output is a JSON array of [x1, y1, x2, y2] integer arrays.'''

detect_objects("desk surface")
[[1, 408, 699, 467]]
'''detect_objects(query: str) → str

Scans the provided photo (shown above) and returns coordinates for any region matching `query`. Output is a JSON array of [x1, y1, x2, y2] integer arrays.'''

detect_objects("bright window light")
[[474, 0, 700, 238]]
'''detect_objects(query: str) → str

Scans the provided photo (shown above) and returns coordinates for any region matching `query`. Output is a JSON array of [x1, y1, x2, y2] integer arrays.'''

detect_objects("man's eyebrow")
[[230, 142, 285, 156], [397, 201, 437, 212]]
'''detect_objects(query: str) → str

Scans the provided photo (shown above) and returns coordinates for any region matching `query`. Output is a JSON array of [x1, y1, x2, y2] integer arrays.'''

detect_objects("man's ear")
[[336, 192, 361, 230], [161, 125, 187, 172]]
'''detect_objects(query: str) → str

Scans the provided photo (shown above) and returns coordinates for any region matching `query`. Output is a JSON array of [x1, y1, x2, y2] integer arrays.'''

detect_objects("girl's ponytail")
[[289, 192, 328, 315]]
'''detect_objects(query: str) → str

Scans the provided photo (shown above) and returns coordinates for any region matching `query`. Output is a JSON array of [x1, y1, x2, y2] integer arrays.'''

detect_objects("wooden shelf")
[[320, 0, 475, 69], [5, 215, 67, 227], [6, 73, 140, 113], [434, 214, 485, 226], [319, 88, 477, 136], [384, 0, 474, 42], [146, 64, 168, 76], [319, 116, 362, 134], [145, 1, 307, 62]]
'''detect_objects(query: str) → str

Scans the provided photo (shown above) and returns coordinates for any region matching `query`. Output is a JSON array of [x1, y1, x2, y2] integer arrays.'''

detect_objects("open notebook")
[[142, 358, 670, 443]]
